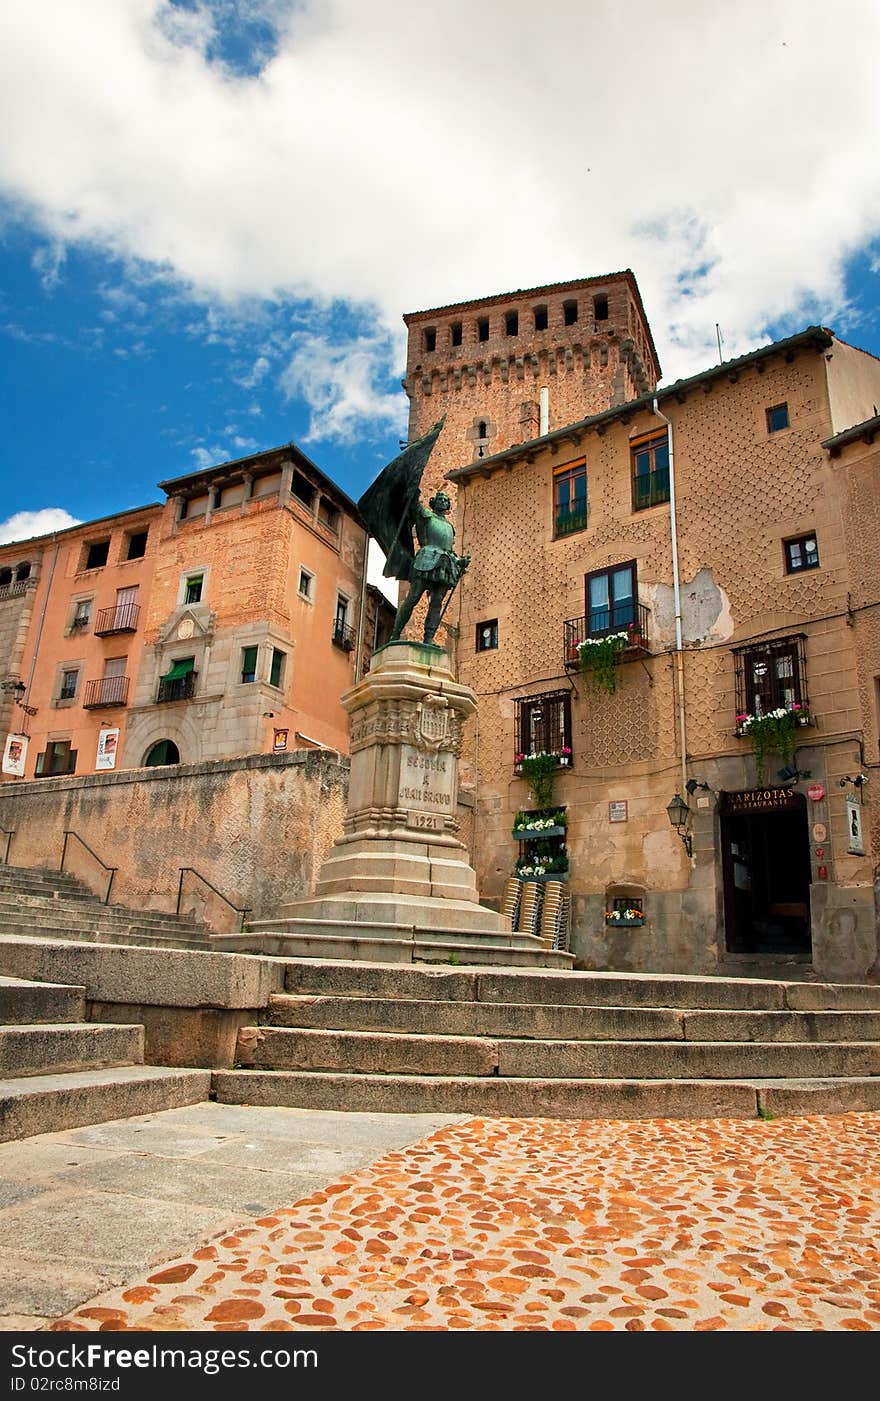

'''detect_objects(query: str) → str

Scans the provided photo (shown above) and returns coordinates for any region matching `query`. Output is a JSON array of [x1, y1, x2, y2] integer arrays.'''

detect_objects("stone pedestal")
[[280, 642, 505, 934]]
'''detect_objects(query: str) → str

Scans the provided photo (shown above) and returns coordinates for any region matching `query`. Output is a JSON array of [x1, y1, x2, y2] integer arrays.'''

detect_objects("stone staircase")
[[0, 865, 217, 950], [0, 974, 210, 1142], [213, 959, 880, 1120]]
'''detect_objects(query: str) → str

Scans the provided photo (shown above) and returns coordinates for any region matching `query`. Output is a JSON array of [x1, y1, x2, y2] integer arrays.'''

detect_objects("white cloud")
[[0, 508, 81, 544], [0, 0, 878, 391], [280, 331, 406, 443]]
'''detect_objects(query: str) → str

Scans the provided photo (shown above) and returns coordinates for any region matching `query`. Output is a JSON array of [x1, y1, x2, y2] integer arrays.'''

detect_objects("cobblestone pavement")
[[50, 1111, 880, 1332]]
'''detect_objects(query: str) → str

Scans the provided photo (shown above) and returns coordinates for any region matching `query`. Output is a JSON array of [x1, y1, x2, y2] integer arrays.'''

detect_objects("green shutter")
[[161, 657, 195, 681]]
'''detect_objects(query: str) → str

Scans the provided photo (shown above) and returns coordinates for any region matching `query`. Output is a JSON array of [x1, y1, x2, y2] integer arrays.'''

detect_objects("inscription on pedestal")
[[398, 744, 454, 816]]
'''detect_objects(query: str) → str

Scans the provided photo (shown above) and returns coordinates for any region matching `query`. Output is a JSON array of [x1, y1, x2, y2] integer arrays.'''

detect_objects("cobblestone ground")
[[51, 1112, 880, 1332]]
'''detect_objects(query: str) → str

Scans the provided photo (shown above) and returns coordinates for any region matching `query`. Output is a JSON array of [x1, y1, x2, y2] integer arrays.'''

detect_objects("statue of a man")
[[389, 489, 469, 644], [357, 418, 470, 649]]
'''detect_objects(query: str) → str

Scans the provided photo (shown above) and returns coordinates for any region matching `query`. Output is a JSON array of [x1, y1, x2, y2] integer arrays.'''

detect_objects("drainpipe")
[[539, 387, 549, 437], [652, 399, 688, 800], [353, 528, 369, 683]]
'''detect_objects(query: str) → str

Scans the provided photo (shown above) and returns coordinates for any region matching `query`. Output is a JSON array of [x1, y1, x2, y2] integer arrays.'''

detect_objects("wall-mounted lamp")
[[840, 774, 869, 788], [665, 793, 693, 857], [779, 766, 812, 783], [685, 779, 712, 796], [1, 679, 37, 716]]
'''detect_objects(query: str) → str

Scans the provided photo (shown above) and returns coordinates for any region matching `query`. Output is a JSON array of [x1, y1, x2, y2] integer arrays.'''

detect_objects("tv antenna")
[[715, 323, 724, 364]]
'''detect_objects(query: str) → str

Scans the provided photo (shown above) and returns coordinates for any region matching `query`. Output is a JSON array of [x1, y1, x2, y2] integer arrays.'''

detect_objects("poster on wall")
[[95, 728, 120, 771], [273, 728, 289, 753], [846, 798, 865, 855], [2, 734, 27, 777]]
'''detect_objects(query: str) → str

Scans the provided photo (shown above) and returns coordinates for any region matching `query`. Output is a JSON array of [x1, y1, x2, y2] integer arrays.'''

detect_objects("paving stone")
[[53, 1154, 323, 1216]]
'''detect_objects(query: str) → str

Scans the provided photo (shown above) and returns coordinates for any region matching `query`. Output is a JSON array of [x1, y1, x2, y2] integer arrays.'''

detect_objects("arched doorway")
[[144, 739, 180, 767]]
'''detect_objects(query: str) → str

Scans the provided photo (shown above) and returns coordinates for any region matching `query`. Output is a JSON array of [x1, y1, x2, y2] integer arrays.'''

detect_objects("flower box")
[[512, 825, 566, 840], [605, 915, 645, 927], [519, 868, 569, 883]]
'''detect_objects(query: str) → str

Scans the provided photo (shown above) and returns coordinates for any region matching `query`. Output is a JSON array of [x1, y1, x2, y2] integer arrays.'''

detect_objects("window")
[[533, 306, 548, 332], [733, 634, 808, 720], [145, 740, 180, 767], [451, 322, 463, 346], [332, 596, 354, 650], [298, 568, 313, 600], [505, 311, 519, 336], [35, 740, 77, 777], [84, 540, 109, 570], [15, 562, 30, 582], [554, 460, 588, 537], [157, 656, 196, 703], [767, 402, 790, 432], [317, 498, 340, 533], [0, 569, 11, 586], [563, 300, 578, 326], [184, 573, 203, 604], [593, 294, 609, 322], [59, 669, 78, 701], [476, 619, 498, 652], [269, 647, 286, 689], [631, 431, 670, 510], [784, 533, 820, 573], [70, 599, 91, 631], [241, 645, 258, 683], [477, 317, 490, 342], [424, 327, 436, 352], [515, 690, 572, 763], [291, 471, 314, 509], [586, 562, 637, 636], [125, 530, 148, 560]]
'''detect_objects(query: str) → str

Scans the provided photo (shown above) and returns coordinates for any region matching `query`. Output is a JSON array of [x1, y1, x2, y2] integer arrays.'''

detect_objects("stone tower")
[[402, 269, 661, 506]]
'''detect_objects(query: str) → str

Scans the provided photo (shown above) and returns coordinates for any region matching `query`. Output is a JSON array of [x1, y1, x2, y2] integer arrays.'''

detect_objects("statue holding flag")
[[357, 418, 470, 648]]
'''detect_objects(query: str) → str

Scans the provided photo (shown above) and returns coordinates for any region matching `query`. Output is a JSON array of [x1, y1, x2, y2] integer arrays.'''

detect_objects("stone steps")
[[267, 993, 880, 1042], [212, 1069, 880, 1120], [217, 927, 572, 969], [0, 1065, 212, 1143], [0, 976, 86, 1025], [0, 922, 217, 951], [0, 894, 213, 933], [0, 963, 210, 1142], [215, 955, 880, 1119], [0, 1021, 145, 1078]]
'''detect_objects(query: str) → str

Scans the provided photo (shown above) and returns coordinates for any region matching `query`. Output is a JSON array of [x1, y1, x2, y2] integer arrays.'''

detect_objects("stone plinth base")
[[282, 641, 507, 938]]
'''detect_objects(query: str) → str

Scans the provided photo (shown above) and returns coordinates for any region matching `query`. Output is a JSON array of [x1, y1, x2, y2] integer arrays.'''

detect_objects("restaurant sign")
[[720, 787, 804, 815]]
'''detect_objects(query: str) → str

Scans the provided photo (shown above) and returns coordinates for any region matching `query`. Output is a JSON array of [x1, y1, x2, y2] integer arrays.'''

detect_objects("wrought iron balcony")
[[94, 603, 140, 635], [332, 620, 356, 652], [157, 671, 198, 703], [554, 507, 588, 538], [82, 675, 129, 708], [564, 603, 650, 668], [632, 466, 671, 510]]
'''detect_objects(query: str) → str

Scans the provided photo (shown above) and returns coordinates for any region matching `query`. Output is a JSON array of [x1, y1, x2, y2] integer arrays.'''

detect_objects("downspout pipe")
[[652, 400, 688, 804], [353, 528, 369, 683]]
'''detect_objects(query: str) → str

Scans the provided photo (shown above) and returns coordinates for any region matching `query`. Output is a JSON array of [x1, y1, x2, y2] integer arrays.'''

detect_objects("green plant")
[[447, 952, 460, 965], [577, 630, 629, 694], [516, 751, 560, 809], [736, 705, 804, 783], [513, 807, 567, 834], [756, 1104, 775, 1121]]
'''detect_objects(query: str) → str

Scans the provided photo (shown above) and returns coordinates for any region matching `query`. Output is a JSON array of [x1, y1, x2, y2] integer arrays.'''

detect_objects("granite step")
[[0, 923, 217, 951], [0, 1065, 212, 1143], [0, 976, 87, 1025], [212, 1069, 880, 1120], [266, 993, 880, 1043], [0, 1021, 144, 1078], [0, 895, 211, 932], [217, 931, 572, 969], [279, 959, 880, 1011], [235, 1025, 880, 1080]]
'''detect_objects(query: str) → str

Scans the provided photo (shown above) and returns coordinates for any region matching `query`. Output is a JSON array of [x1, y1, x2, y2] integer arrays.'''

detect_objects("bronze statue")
[[358, 419, 469, 647]]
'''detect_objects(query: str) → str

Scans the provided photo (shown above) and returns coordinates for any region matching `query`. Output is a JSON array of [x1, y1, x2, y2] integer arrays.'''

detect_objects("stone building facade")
[[0, 442, 377, 783], [447, 326, 880, 983]]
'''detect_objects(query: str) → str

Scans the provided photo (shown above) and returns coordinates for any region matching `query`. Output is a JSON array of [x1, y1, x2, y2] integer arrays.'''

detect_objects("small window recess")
[[505, 311, 518, 336], [563, 300, 578, 326], [533, 306, 548, 332], [451, 322, 463, 347], [298, 568, 314, 601], [424, 327, 437, 352], [477, 317, 490, 343], [766, 402, 790, 433], [593, 294, 609, 322]]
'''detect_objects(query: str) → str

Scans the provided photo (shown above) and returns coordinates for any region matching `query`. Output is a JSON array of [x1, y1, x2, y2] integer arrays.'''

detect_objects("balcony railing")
[[82, 675, 129, 708], [157, 672, 197, 703], [554, 507, 588, 538], [632, 466, 671, 510], [332, 620, 356, 652], [564, 603, 651, 667], [94, 603, 140, 635], [0, 580, 31, 602]]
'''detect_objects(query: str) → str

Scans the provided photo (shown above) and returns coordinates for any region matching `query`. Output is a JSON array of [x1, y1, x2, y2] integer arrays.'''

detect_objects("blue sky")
[[1, 1, 879, 543]]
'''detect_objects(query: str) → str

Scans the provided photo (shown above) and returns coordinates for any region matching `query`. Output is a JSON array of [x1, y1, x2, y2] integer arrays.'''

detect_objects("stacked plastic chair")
[[539, 880, 569, 951], [516, 880, 543, 938], [500, 877, 522, 931]]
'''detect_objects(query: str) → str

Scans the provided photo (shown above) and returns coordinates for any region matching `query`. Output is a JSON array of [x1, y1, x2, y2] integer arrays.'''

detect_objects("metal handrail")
[[0, 827, 13, 864], [61, 829, 117, 904], [176, 867, 251, 932]]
